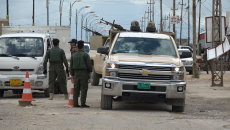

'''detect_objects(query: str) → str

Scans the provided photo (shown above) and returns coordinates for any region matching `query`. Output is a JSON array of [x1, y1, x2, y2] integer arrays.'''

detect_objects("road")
[[0, 72, 230, 130]]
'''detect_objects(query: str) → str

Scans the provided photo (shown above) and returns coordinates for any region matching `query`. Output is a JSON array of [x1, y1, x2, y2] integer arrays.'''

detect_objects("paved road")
[[0, 73, 230, 130]]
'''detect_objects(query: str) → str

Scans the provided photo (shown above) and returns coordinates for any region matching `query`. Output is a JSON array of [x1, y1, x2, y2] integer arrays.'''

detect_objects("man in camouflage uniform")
[[68, 39, 78, 56], [43, 39, 69, 100], [203, 47, 212, 74], [70, 40, 92, 107]]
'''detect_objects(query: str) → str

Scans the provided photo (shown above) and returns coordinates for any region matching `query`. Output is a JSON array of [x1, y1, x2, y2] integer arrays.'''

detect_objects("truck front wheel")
[[172, 105, 185, 112], [91, 67, 100, 86], [101, 94, 113, 110]]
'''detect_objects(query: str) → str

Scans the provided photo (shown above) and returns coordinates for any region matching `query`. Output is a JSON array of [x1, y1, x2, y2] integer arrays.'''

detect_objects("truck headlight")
[[106, 63, 116, 68], [36, 62, 44, 74], [175, 67, 183, 72]]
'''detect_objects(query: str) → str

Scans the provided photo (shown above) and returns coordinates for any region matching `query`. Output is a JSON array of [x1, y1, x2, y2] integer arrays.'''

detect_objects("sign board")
[[170, 16, 177, 24], [205, 16, 225, 43], [226, 11, 230, 26]]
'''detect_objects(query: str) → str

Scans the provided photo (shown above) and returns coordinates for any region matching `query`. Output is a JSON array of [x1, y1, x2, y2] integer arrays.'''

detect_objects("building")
[[0, 18, 9, 36]]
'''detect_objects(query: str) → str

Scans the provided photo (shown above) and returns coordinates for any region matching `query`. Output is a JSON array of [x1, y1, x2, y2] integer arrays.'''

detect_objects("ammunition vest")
[[73, 51, 87, 70], [50, 47, 62, 62]]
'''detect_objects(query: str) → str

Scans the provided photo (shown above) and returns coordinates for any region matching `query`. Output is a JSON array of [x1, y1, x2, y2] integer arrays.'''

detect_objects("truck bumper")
[[102, 78, 186, 99], [0, 74, 48, 90]]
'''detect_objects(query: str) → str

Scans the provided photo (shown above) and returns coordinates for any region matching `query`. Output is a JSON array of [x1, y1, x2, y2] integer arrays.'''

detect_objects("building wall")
[[0, 19, 9, 36]]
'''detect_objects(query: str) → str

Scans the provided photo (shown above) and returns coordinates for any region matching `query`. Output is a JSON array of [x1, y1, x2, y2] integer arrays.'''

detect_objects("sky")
[[0, 0, 229, 43]]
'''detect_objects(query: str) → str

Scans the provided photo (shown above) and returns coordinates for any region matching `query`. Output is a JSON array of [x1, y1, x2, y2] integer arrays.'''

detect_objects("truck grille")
[[118, 65, 172, 71], [119, 73, 171, 80]]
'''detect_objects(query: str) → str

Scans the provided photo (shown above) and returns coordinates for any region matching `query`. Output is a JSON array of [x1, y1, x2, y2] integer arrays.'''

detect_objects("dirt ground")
[[0, 71, 230, 130]]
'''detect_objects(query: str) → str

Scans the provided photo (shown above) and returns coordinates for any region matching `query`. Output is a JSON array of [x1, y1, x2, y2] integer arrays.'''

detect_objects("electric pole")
[[168, 12, 171, 32], [192, 0, 196, 77], [179, 0, 186, 45], [145, 7, 150, 22], [6, 0, 9, 20], [162, 15, 168, 32], [160, 0, 163, 32], [171, 0, 178, 33], [198, 0, 201, 55], [140, 17, 144, 31], [147, 0, 155, 22], [46, 0, 49, 26], [32, 0, 35, 26], [186, 0, 190, 46]]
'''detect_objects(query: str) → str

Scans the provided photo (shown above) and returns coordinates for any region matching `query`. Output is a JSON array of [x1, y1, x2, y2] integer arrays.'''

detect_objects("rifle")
[[100, 18, 127, 31]]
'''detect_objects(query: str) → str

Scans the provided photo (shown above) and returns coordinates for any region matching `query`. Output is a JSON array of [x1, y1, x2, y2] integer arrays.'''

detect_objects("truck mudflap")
[[101, 78, 186, 99]]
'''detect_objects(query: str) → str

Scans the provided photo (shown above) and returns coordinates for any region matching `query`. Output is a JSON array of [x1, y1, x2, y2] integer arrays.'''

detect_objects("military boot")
[[49, 93, 53, 100], [64, 94, 69, 100]]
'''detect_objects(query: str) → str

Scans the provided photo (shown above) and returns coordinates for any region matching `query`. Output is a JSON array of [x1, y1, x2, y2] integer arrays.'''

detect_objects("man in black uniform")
[[43, 39, 69, 100], [70, 40, 92, 107]]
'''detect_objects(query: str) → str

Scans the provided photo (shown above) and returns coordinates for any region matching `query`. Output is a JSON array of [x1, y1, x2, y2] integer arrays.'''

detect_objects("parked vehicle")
[[0, 25, 71, 97], [178, 49, 193, 74]]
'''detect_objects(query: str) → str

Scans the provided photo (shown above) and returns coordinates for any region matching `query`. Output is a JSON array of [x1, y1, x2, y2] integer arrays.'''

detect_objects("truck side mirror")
[[97, 47, 109, 55], [180, 52, 192, 58]]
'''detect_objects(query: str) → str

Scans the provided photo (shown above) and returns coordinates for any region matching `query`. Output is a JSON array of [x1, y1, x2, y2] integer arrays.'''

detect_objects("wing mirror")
[[97, 47, 109, 55]]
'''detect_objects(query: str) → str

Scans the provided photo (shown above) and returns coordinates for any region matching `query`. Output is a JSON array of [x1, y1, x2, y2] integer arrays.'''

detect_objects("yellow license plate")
[[10, 79, 22, 86]]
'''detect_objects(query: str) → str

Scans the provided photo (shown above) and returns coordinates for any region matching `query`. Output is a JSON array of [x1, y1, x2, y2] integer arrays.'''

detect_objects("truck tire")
[[0, 90, 4, 97], [172, 105, 185, 112], [12, 90, 18, 94], [101, 94, 112, 110], [44, 88, 49, 97], [91, 68, 100, 86]]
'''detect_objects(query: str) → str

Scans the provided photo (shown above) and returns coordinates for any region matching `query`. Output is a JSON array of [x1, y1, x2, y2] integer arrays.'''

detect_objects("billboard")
[[170, 16, 178, 24]]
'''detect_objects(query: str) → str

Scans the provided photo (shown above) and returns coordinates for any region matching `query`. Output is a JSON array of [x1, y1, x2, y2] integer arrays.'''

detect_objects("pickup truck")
[[97, 32, 186, 112]]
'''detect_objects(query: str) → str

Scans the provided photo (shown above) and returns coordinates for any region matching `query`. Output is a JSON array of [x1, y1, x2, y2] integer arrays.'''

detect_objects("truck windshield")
[[112, 37, 177, 57], [0, 37, 44, 57]]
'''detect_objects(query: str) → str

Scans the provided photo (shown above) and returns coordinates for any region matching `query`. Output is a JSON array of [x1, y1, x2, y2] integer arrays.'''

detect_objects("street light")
[[75, 5, 90, 39], [85, 14, 97, 41], [81, 11, 95, 40], [69, 0, 81, 26], [59, 0, 64, 26]]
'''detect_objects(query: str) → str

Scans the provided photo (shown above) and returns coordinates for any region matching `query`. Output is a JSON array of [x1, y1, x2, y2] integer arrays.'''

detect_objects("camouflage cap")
[[131, 20, 140, 26]]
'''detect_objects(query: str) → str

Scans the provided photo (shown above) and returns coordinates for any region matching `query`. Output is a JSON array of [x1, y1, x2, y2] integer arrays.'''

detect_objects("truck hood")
[[0, 57, 43, 75], [109, 53, 181, 65]]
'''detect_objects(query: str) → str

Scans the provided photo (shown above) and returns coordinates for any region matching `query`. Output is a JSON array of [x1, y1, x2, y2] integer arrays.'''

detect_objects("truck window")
[[0, 37, 44, 57], [112, 37, 177, 57]]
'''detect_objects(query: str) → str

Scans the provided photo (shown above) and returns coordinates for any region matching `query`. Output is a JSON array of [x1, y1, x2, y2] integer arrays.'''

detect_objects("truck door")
[[98, 39, 110, 72]]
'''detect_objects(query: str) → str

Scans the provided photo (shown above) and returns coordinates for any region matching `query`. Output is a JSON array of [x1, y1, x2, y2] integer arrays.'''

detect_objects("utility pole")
[[147, 0, 155, 22], [162, 15, 168, 32], [32, 0, 35, 26], [6, 0, 9, 20], [171, 0, 178, 33], [46, 0, 49, 26], [168, 12, 170, 31], [160, 0, 163, 32], [186, 0, 190, 46], [179, 0, 186, 45], [145, 7, 150, 22], [192, 0, 196, 77], [198, 0, 201, 55], [140, 17, 144, 31]]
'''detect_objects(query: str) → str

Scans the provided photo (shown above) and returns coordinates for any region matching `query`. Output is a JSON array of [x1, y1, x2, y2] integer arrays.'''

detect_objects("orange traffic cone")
[[19, 71, 35, 106], [64, 77, 74, 108]]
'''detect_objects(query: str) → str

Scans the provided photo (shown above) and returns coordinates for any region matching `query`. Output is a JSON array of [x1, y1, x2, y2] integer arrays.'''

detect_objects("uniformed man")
[[70, 40, 92, 107], [203, 47, 212, 74], [43, 39, 69, 100], [68, 39, 78, 55]]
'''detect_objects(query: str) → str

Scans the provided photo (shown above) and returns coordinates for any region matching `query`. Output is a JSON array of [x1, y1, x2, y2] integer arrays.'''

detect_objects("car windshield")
[[84, 45, 90, 53], [0, 37, 44, 57], [112, 37, 177, 57]]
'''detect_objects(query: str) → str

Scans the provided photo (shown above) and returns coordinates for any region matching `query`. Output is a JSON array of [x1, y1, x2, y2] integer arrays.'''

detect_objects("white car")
[[178, 49, 193, 74]]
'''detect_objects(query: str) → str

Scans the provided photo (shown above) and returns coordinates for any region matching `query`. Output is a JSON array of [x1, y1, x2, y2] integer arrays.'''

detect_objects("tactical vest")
[[73, 51, 87, 70], [50, 47, 63, 62]]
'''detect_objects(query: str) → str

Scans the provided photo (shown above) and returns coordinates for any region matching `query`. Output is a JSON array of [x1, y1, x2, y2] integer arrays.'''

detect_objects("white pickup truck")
[[0, 25, 71, 97]]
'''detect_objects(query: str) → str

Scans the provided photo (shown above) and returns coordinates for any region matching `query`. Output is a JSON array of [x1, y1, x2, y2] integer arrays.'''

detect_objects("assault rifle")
[[83, 27, 102, 36], [100, 18, 127, 31]]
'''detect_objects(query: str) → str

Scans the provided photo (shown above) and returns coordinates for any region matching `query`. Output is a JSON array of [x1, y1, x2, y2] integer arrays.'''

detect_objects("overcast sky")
[[0, 0, 229, 42]]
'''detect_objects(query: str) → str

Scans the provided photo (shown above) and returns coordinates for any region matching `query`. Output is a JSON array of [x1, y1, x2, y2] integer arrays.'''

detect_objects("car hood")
[[181, 57, 193, 61], [109, 53, 181, 65]]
